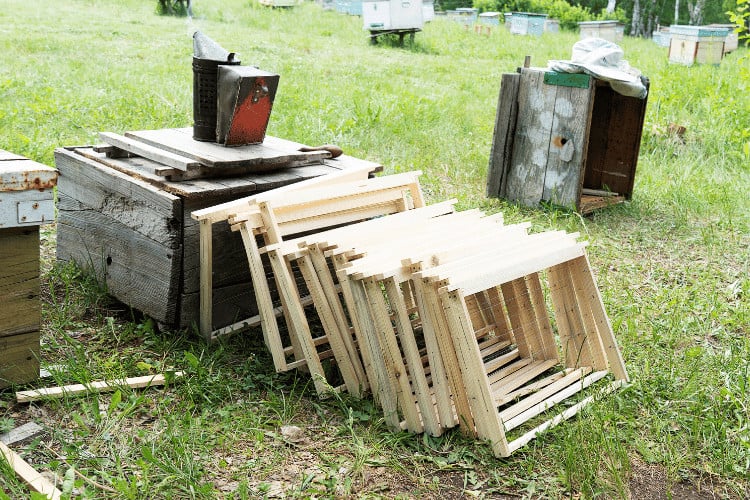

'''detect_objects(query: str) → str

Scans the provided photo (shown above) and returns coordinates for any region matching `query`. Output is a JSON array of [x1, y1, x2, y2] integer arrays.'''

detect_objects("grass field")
[[1, 0, 749, 498]]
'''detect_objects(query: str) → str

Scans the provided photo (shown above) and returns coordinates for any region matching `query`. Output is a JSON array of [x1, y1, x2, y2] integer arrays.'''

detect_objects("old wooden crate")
[[578, 20, 624, 42], [55, 128, 379, 332], [0, 149, 57, 388], [668, 25, 729, 65], [486, 67, 649, 213]]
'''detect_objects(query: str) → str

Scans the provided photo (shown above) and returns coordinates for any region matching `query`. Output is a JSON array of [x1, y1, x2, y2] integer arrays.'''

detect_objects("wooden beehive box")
[[578, 20, 624, 42], [668, 25, 728, 65], [0, 150, 57, 388], [652, 27, 672, 47], [486, 67, 649, 213], [55, 128, 379, 332], [708, 24, 738, 53], [510, 12, 547, 36]]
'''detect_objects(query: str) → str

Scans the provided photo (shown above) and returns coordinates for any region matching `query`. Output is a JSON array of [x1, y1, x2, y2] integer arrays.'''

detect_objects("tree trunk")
[[631, 0, 642, 36], [688, 0, 705, 25], [674, 0, 679, 24], [606, 0, 616, 14]]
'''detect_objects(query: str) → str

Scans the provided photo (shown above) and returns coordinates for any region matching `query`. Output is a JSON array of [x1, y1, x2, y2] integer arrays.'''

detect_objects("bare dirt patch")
[[628, 455, 746, 500]]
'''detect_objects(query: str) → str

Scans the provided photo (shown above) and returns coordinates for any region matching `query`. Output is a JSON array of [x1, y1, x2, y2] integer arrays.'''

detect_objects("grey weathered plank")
[[124, 128, 329, 169], [99, 132, 200, 172], [0, 422, 44, 445], [57, 192, 182, 325], [504, 69, 558, 207], [486, 73, 521, 199], [55, 149, 185, 325], [542, 82, 592, 207]]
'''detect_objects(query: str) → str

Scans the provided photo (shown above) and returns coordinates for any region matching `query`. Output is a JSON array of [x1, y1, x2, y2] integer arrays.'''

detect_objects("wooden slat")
[[125, 128, 329, 169], [490, 359, 559, 400], [0, 441, 62, 499], [99, 132, 200, 172], [541, 82, 592, 207], [0, 422, 44, 446], [350, 279, 401, 427], [16, 372, 183, 403], [548, 260, 595, 369], [238, 224, 291, 370], [384, 277, 442, 436], [494, 369, 573, 406], [526, 272, 561, 361], [487, 72, 521, 199], [502, 369, 604, 431], [297, 252, 364, 396], [306, 246, 367, 390], [363, 277, 423, 433], [506, 379, 625, 455], [570, 254, 629, 381], [192, 163, 376, 222], [440, 288, 509, 455]]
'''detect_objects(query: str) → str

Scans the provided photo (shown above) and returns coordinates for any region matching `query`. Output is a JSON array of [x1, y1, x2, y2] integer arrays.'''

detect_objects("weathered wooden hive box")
[[510, 12, 547, 36], [668, 25, 728, 65], [544, 18, 560, 33], [578, 20, 624, 42], [446, 7, 478, 26], [0, 149, 57, 388], [55, 128, 376, 333], [486, 68, 649, 213], [707, 24, 738, 53], [652, 27, 672, 47]]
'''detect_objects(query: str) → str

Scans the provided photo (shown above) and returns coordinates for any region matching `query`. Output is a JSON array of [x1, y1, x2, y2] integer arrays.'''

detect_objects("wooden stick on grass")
[[15, 372, 184, 403], [0, 440, 62, 499]]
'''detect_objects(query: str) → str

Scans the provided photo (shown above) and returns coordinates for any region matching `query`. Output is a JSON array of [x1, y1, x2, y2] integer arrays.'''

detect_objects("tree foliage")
[[465, 0, 736, 36]]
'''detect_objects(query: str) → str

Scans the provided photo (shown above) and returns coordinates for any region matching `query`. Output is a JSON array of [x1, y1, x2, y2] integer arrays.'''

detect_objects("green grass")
[[1, 0, 749, 498]]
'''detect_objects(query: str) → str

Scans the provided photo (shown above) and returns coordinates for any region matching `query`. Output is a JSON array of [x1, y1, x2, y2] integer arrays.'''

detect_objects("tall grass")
[[0, 0, 748, 497]]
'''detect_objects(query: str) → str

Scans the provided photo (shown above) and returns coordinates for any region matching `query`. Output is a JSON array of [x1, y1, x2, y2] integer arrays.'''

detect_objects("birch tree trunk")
[[606, 0, 616, 14], [674, 0, 679, 24], [631, 0, 642, 36], [688, 0, 705, 25]]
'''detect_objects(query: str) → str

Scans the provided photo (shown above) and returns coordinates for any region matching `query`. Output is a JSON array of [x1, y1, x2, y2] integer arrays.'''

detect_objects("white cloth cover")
[[547, 38, 648, 99]]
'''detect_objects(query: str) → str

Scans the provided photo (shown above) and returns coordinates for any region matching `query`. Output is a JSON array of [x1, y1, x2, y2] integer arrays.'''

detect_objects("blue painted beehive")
[[478, 12, 500, 26], [510, 12, 547, 36]]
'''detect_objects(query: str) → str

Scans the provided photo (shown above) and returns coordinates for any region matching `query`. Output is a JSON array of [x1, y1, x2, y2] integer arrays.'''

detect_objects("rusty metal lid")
[[0, 150, 58, 192]]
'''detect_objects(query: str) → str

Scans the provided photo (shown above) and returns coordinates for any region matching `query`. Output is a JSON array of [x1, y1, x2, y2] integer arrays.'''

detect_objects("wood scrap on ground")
[[0, 440, 62, 499], [15, 371, 184, 403], [0, 422, 44, 445]]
